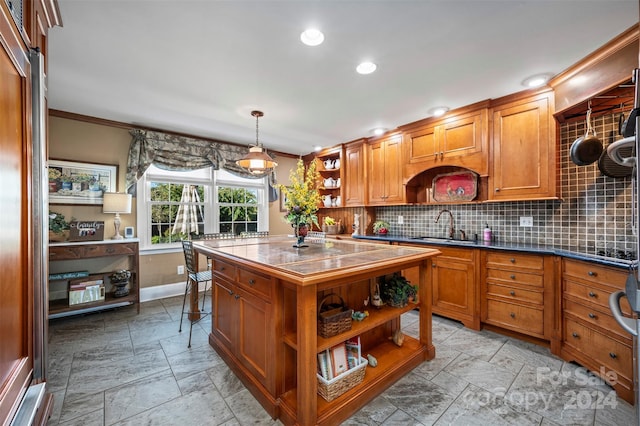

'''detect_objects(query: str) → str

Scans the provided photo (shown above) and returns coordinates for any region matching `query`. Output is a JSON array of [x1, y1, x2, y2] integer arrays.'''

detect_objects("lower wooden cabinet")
[[481, 251, 554, 340], [212, 271, 274, 392], [560, 259, 634, 404]]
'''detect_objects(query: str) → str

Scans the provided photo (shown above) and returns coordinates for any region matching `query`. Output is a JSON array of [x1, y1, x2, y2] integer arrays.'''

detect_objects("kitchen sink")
[[410, 236, 477, 245]]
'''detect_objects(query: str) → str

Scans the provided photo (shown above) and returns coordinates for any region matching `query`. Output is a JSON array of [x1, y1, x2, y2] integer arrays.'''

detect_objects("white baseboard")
[[139, 281, 208, 303]]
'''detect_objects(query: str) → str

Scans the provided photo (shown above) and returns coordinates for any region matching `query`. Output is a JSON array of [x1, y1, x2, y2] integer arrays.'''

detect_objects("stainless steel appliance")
[[609, 67, 640, 424]]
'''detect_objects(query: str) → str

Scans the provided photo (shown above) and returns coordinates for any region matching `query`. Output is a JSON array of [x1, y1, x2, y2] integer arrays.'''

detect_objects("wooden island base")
[[194, 236, 439, 426]]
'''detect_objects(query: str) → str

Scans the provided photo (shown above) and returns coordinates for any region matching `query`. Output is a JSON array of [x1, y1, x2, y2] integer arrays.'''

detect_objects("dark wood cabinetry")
[[48, 240, 140, 318]]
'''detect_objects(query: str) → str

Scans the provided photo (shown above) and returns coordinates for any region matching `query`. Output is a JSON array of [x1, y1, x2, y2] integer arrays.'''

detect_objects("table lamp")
[[102, 192, 132, 239]]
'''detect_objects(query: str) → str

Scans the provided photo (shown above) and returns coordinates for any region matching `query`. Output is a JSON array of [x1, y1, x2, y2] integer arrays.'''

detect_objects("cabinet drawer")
[[237, 268, 272, 301], [563, 280, 630, 314], [436, 246, 475, 262], [563, 299, 631, 343], [564, 318, 631, 380], [84, 243, 137, 257], [563, 260, 627, 289], [486, 252, 543, 272], [49, 245, 85, 260], [486, 268, 543, 287], [486, 299, 544, 335], [487, 283, 543, 305], [213, 258, 237, 282]]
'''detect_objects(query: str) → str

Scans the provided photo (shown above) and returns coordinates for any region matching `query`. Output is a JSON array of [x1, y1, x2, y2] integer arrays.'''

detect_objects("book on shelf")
[[49, 270, 89, 280], [318, 352, 330, 380], [330, 343, 349, 376], [69, 279, 104, 290], [346, 336, 361, 369]]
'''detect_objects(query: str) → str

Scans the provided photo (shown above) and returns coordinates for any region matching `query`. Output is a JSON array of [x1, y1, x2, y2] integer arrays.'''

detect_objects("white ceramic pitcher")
[[323, 195, 333, 207], [323, 159, 334, 169]]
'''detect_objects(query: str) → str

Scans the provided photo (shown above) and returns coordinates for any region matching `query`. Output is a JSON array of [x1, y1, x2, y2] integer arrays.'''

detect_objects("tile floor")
[[46, 295, 636, 425]]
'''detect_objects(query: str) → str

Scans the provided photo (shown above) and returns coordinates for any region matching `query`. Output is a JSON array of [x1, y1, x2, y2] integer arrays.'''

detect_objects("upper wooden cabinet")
[[401, 101, 490, 181], [343, 140, 365, 206], [489, 89, 557, 201], [366, 133, 404, 205]]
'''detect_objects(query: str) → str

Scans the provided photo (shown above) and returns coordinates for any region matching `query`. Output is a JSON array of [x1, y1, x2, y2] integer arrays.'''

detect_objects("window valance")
[[125, 129, 275, 194]]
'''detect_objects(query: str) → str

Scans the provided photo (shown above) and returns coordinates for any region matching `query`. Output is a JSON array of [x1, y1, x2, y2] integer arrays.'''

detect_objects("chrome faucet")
[[435, 209, 455, 239]]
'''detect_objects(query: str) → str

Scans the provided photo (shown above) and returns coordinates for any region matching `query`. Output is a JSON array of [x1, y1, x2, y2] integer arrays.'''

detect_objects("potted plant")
[[48, 211, 72, 242], [373, 220, 390, 235], [109, 269, 131, 297], [380, 273, 417, 308]]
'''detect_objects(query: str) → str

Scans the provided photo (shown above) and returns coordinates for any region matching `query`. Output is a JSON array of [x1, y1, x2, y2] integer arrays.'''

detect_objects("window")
[[136, 165, 268, 251]]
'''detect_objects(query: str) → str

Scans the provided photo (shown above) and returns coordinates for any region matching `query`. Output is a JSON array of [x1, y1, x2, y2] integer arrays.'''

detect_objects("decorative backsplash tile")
[[376, 110, 637, 260]]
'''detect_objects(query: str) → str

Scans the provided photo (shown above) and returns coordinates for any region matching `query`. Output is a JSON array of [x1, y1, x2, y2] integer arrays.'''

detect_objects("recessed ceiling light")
[[356, 62, 377, 75], [429, 106, 449, 117], [300, 29, 324, 46], [314, 145, 322, 152], [371, 128, 387, 136], [522, 73, 553, 88]]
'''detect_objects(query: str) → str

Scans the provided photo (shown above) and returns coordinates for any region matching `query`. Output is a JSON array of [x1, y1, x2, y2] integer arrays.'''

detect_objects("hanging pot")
[[570, 107, 603, 166], [598, 146, 633, 178]]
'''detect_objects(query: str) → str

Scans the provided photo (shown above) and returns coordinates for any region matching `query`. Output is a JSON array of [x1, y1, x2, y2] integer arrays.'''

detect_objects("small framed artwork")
[[48, 159, 118, 205], [279, 187, 289, 212]]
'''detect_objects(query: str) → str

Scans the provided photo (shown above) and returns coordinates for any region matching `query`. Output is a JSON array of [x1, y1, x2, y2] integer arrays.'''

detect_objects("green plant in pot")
[[380, 273, 417, 308], [373, 220, 390, 235], [49, 211, 73, 242]]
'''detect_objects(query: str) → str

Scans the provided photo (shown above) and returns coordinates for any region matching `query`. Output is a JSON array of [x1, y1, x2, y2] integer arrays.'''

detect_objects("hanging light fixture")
[[236, 110, 278, 174]]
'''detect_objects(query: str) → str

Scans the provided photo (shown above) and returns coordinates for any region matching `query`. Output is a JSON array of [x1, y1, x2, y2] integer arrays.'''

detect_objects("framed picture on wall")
[[48, 159, 118, 205]]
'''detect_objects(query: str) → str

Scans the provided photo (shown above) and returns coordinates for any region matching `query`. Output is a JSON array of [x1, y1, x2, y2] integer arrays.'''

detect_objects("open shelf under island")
[[193, 235, 440, 426]]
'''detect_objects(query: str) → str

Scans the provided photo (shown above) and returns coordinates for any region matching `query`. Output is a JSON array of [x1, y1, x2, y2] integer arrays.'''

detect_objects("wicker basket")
[[318, 293, 352, 338], [317, 356, 368, 402]]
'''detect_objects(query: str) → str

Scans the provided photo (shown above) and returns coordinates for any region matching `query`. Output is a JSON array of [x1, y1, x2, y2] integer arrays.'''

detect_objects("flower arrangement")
[[279, 159, 321, 229], [373, 220, 390, 234]]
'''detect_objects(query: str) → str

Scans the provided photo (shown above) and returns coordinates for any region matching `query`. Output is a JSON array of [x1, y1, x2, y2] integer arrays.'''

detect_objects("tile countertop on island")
[[352, 234, 636, 269]]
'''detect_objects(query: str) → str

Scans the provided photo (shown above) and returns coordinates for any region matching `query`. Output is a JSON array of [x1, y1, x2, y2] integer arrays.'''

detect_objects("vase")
[[293, 222, 308, 248], [112, 281, 129, 297]]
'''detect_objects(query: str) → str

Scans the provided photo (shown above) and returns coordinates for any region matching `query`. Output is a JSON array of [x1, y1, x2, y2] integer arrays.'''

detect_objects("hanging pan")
[[570, 104, 603, 166]]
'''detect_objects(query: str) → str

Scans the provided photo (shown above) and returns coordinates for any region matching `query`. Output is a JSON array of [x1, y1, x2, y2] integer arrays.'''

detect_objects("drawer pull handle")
[[510, 274, 516, 280], [510, 312, 515, 318], [234, 294, 240, 300], [220, 266, 225, 271], [495, 188, 500, 192], [106, 248, 115, 254], [572, 332, 579, 338], [588, 271, 596, 277], [510, 258, 515, 263], [588, 291, 596, 298], [432, 263, 437, 268], [510, 291, 516, 296], [248, 279, 255, 286], [588, 313, 596, 319], [609, 352, 617, 359]]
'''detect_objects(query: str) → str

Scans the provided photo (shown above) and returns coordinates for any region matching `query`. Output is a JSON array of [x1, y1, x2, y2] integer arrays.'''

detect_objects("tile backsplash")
[[376, 110, 637, 260]]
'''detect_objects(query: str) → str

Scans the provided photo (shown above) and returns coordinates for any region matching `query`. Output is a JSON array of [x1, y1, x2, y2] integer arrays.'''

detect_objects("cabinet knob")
[[227, 289, 233, 295], [106, 247, 115, 254], [220, 266, 225, 271], [439, 151, 444, 158], [588, 271, 597, 277], [432, 263, 437, 268], [572, 332, 579, 338], [609, 352, 617, 359], [248, 279, 255, 286], [510, 291, 516, 296], [588, 291, 597, 298], [234, 294, 241, 300], [510, 258, 515, 263], [510, 312, 515, 318], [510, 274, 516, 280], [588, 313, 596, 319]]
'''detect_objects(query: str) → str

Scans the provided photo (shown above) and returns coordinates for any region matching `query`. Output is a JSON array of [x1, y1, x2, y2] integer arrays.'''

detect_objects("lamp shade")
[[102, 192, 132, 214], [236, 146, 278, 174]]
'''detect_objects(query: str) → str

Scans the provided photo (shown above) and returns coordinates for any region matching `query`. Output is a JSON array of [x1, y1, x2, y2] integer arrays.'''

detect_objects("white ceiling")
[[48, 1, 639, 156]]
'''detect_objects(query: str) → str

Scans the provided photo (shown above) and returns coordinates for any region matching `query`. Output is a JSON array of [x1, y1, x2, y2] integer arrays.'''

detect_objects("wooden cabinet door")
[[432, 258, 475, 319], [383, 136, 404, 203], [490, 91, 556, 201], [367, 135, 404, 205], [0, 10, 35, 424], [213, 279, 237, 350], [236, 286, 272, 388], [344, 142, 365, 206]]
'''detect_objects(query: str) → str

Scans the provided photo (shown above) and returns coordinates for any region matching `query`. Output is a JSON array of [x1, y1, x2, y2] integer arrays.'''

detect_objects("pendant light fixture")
[[236, 110, 278, 174]]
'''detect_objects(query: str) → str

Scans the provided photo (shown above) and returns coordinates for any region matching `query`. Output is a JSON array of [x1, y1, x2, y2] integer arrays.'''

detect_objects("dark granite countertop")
[[352, 234, 636, 269]]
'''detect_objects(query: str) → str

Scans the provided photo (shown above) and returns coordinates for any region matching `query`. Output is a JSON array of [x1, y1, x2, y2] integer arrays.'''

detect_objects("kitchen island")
[[193, 236, 439, 426]]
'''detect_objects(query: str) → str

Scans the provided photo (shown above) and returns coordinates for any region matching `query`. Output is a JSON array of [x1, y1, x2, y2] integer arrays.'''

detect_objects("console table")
[[48, 239, 140, 319]]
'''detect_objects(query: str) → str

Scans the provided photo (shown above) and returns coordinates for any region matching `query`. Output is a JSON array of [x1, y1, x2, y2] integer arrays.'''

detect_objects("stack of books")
[[69, 278, 105, 305], [317, 336, 362, 380]]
